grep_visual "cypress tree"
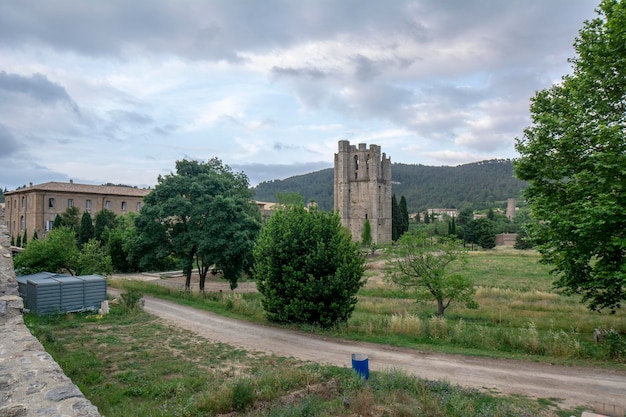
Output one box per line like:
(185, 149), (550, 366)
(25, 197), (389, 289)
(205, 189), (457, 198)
(22, 229), (27, 248)
(399, 196), (409, 236)
(392, 194), (400, 241)
(79, 211), (95, 246)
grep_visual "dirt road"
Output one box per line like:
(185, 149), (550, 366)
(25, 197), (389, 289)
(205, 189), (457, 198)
(127, 292), (626, 411)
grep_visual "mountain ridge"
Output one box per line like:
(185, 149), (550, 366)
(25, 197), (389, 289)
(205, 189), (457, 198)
(252, 159), (527, 213)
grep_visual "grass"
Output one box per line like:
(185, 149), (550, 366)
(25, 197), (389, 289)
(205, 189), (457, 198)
(27, 247), (622, 415)
(26, 306), (580, 416)
(112, 248), (626, 367)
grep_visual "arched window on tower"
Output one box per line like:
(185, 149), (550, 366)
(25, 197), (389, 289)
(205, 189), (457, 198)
(354, 155), (359, 180)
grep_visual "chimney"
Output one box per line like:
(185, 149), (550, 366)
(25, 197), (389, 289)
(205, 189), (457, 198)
(29, 182), (32, 187)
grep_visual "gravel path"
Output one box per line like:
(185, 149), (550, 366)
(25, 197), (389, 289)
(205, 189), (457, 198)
(118, 290), (626, 411)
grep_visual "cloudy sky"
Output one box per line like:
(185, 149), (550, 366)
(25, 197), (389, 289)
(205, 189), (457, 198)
(0, 0), (599, 191)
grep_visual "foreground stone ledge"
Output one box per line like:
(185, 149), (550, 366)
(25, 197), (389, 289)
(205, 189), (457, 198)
(0, 221), (101, 417)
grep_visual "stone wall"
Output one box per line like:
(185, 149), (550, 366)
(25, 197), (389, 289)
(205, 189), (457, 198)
(0, 221), (101, 417)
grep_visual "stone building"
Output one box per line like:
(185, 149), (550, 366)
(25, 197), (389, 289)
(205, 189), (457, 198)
(4, 181), (151, 241)
(334, 140), (392, 244)
(506, 198), (516, 219)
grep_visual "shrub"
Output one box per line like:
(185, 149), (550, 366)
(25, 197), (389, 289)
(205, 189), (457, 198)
(253, 205), (365, 328)
(120, 290), (144, 313)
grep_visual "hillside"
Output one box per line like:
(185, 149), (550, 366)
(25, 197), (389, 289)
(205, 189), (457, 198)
(252, 159), (527, 212)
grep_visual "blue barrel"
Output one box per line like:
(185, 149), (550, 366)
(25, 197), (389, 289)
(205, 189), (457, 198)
(351, 353), (369, 379)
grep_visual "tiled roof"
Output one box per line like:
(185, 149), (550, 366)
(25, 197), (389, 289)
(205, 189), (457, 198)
(5, 181), (152, 197)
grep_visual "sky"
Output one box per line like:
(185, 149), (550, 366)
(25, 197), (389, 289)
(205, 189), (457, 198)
(0, 0), (599, 191)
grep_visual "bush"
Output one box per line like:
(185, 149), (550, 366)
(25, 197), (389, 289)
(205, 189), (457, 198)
(253, 205), (365, 328)
(120, 290), (144, 313)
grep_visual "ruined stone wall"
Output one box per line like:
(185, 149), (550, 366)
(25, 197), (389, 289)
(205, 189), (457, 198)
(334, 140), (392, 244)
(0, 221), (101, 417)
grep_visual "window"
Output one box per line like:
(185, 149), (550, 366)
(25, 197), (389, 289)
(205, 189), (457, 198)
(46, 220), (54, 231)
(86, 199), (91, 210)
(49, 198), (55, 208)
(136, 202), (142, 211)
(68, 199), (73, 208)
(105, 200), (111, 209)
(21, 196), (25, 208)
(121, 201), (127, 212)
(20, 216), (25, 231)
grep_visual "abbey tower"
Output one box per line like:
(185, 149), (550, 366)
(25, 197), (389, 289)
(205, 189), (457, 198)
(334, 140), (392, 244)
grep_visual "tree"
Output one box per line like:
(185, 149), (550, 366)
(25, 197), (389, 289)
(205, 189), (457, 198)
(514, 0), (626, 311)
(253, 205), (365, 328)
(361, 218), (372, 248)
(275, 191), (304, 207)
(57, 206), (81, 232)
(391, 194), (400, 241)
(135, 158), (261, 291)
(32, 230), (38, 241)
(423, 210), (430, 224)
(470, 218), (496, 249)
(514, 227), (534, 250)
(94, 209), (117, 242)
(78, 211), (94, 247)
(399, 195), (409, 235)
(448, 217), (456, 236)
(13, 227), (80, 275)
(385, 231), (475, 317)
(53, 214), (63, 229)
(75, 239), (113, 276)
(104, 212), (140, 273)
(22, 229), (27, 248)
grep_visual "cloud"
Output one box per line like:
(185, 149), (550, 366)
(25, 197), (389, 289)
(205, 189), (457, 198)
(0, 0), (600, 191)
(0, 124), (20, 159)
(0, 71), (79, 112)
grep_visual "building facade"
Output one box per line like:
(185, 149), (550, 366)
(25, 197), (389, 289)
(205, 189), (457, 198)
(4, 181), (151, 241)
(334, 140), (392, 244)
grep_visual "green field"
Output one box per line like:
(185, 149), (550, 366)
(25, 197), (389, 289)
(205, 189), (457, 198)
(26, 248), (625, 416)
(116, 248), (626, 366)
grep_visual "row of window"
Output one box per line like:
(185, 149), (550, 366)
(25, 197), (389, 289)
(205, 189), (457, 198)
(12, 197), (142, 212)
(47, 198), (140, 211)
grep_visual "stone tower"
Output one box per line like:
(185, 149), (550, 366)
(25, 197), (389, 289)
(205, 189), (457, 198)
(334, 140), (392, 244)
(506, 198), (516, 220)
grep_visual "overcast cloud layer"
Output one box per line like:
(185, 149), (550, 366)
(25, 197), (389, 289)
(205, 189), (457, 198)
(0, 0), (598, 190)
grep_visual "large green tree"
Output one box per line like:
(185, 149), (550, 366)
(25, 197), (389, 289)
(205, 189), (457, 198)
(385, 231), (475, 317)
(135, 158), (261, 291)
(515, 0), (626, 311)
(253, 205), (365, 328)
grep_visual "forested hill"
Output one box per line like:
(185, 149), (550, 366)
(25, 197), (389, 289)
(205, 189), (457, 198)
(251, 159), (527, 212)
